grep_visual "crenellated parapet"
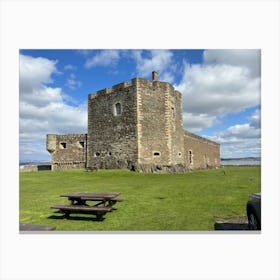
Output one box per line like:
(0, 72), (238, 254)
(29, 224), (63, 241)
(89, 73), (179, 99)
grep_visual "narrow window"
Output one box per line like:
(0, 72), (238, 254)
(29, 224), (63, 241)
(78, 141), (85, 148)
(188, 150), (193, 164)
(60, 142), (66, 149)
(171, 107), (175, 118)
(114, 102), (122, 116)
(153, 152), (160, 157)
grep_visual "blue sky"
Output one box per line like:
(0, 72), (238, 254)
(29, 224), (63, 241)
(19, 49), (261, 162)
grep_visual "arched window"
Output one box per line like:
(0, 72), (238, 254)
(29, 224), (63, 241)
(114, 102), (122, 116)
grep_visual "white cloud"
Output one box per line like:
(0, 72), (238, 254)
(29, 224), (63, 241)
(77, 50), (92, 57)
(84, 50), (121, 68)
(64, 64), (77, 71)
(83, 49), (176, 82)
(176, 50), (261, 132)
(218, 140), (261, 158)
(19, 54), (87, 161)
(217, 123), (261, 141)
(65, 73), (82, 90)
(207, 109), (261, 158)
(249, 109), (261, 128)
(20, 54), (58, 93)
(203, 49), (261, 77)
(21, 86), (64, 108)
(183, 112), (215, 132)
(175, 49), (261, 158)
(133, 50), (175, 83)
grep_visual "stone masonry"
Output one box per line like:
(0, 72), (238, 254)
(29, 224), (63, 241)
(46, 134), (87, 170)
(87, 81), (138, 170)
(184, 131), (220, 170)
(46, 72), (220, 173)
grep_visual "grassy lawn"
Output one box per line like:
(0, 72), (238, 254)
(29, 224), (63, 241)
(19, 166), (261, 231)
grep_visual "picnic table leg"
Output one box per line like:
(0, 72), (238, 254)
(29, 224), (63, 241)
(96, 213), (104, 221)
(63, 211), (70, 219)
(108, 200), (116, 206)
(69, 198), (87, 205)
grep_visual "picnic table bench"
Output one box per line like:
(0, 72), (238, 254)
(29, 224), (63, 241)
(51, 192), (123, 221)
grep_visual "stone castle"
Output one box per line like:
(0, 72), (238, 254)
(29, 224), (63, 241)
(46, 72), (220, 173)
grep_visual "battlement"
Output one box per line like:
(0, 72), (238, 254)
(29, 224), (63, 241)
(96, 88), (112, 95)
(132, 75), (176, 93)
(112, 82), (130, 91)
(90, 72), (177, 99)
(94, 82), (131, 96)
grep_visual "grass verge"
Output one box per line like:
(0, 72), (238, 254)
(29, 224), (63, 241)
(19, 166), (261, 231)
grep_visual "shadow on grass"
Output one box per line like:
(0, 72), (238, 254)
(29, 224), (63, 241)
(154, 196), (166, 200)
(48, 214), (105, 222)
(214, 222), (249, 230)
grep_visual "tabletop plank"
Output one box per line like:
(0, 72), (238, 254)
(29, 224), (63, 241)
(60, 192), (120, 199)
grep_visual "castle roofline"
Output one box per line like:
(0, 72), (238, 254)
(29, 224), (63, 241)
(184, 130), (220, 146)
(89, 72), (178, 97)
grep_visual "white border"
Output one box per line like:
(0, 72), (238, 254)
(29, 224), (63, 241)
(1, 0), (279, 279)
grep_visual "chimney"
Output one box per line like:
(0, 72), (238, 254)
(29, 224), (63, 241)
(152, 71), (158, 81)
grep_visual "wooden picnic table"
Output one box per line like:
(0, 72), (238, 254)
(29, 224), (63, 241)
(60, 192), (121, 206)
(51, 192), (123, 221)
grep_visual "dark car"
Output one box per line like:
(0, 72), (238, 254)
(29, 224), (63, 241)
(246, 192), (261, 230)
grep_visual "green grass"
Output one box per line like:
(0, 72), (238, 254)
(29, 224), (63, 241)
(19, 166), (261, 231)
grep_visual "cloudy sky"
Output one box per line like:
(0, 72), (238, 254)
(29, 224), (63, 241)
(19, 49), (261, 162)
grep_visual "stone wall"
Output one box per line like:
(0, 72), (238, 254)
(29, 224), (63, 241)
(87, 81), (138, 170)
(46, 134), (87, 170)
(184, 131), (220, 170)
(19, 164), (51, 172)
(135, 77), (185, 172)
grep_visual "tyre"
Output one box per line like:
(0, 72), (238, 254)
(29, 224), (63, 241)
(247, 209), (260, 230)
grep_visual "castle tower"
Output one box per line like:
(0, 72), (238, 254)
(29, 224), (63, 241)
(135, 72), (185, 172)
(87, 72), (186, 172)
(46, 71), (220, 172)
(87, 81), (138, 170)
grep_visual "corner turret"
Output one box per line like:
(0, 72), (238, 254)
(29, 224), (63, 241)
(46, 134), (56, 153)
